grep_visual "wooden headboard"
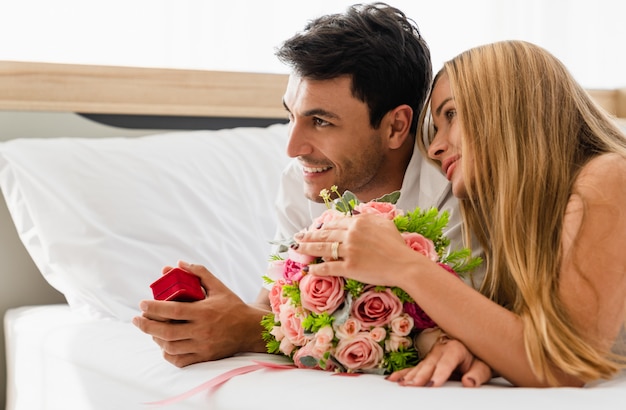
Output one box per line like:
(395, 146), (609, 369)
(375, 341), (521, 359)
(0, 60), (287, 118)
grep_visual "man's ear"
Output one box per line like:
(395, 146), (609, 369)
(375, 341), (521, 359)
(386, 104), (413, 149)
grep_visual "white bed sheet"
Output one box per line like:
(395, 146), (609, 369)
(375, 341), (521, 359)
(5, 305), (626, 410)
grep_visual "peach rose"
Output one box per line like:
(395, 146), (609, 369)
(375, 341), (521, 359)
(333, 317), (361, 339)
(385, 333), (412, 352)
(334, 332), (384, 371)
(369, 327), (387, 343)
(390, 313), (414, 337)
(352, 287), (403, 328)
(353, 201), (402, 220)
(401, 232), (438, 261)
(299, 273), (345, 314)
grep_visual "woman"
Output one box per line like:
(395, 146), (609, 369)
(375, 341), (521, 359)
(294, 40), (626, 387)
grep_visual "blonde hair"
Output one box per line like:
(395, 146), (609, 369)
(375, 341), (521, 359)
(418, 40), (626, 384)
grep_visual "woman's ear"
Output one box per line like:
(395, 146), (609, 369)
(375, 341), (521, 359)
(386, 104), (413, 149)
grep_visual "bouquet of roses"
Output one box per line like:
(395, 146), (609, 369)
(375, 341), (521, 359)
(261, 186), (481, 374)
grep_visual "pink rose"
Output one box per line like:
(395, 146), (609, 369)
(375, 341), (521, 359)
(293, 340), (336, 371)
(270, 325), (284, 341)
(282, 258), (306, 284)
(401, 232), (438, 261)
(266, 260), (285, 282)
(311, 325), (335, 357)
(334, 332), (384, 371)
(279, 337), (295, 356)
(390, 314), (414, 337)
(299, 273), (345, 314)
(353, 201), (402, 220)
(310, 209), (346, 229)
(352, 287), (403, 328)
(278, 304), (308, 347)
(287, 246), (317, 265)
(404, 263), (459, 330)
(268, 279), (287, 315)
(333, 317), (361, 339)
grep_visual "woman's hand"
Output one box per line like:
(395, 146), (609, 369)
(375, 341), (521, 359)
(295, 214), (428, 288)
(387, 330), (493, 387)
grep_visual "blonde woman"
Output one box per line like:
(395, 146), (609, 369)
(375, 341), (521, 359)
(294, 40), (626, 387)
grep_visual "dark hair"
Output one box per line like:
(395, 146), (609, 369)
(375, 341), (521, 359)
(275, 2), (432, 136)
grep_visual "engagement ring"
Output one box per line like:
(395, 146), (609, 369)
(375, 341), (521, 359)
(331, 241), (340, 261)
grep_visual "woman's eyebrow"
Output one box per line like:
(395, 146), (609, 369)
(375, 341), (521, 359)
(434, 97), (453, 117)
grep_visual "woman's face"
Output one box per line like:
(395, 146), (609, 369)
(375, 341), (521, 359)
(427, 73), (469, 199)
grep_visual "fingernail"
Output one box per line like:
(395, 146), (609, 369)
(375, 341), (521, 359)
(139, 301), (148, 311)
(178, 260), (190, 268)
(294, 232), (304, 240)
(466, 377), (476, 387)
(290, 243), (300, 250)
(302, 265), (309, 273)
(425, 380), (434, 387)
(352, 209), (360, 215)
(316, 222), (323, 229)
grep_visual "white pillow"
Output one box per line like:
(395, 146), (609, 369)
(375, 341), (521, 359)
(0, 124), (289, 321)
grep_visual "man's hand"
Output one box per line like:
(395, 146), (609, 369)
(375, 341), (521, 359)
(133, 261), (270, 367)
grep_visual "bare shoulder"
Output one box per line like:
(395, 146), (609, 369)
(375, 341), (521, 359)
(574, 153), (626, 201)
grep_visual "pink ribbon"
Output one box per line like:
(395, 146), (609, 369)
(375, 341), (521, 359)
(145, 361), (296, 407)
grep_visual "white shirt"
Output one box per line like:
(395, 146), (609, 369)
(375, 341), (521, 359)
(271, 139), (483, 289)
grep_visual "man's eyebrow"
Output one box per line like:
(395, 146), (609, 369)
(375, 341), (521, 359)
(303, 108), (340, 119)
(434, 97), (453, 117)
(282, 100), (340, 120)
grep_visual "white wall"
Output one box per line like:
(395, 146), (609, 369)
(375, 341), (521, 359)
(0, 0), (624, 88)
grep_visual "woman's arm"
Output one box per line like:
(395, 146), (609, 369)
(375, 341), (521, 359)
(295, 155), (626, 385)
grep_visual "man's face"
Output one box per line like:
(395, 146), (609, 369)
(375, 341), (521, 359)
(283, 74), (388, 203)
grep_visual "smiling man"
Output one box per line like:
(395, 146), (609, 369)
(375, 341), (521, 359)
(134, 2), (467, 367)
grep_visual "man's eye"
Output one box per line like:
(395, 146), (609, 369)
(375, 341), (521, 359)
(313, 118), (330, 126)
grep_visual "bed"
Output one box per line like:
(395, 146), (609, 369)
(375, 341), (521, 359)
(1, 60), (626, 410)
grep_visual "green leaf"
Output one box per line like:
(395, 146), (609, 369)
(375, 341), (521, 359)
(385, 346), (420, 373)
(374, 190), (400, 204)
(334, 190), (359, 214)
(299, 355), (319, 368)
(301, 313), (333, 333)
(344, 279), (365, 299)
(281, 283), (301, 306)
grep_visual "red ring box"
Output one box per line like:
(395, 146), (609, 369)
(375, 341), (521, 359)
(150, 268), (205, 302)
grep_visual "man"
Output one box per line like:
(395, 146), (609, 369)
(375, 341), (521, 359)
(133, 2), (464, 368)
